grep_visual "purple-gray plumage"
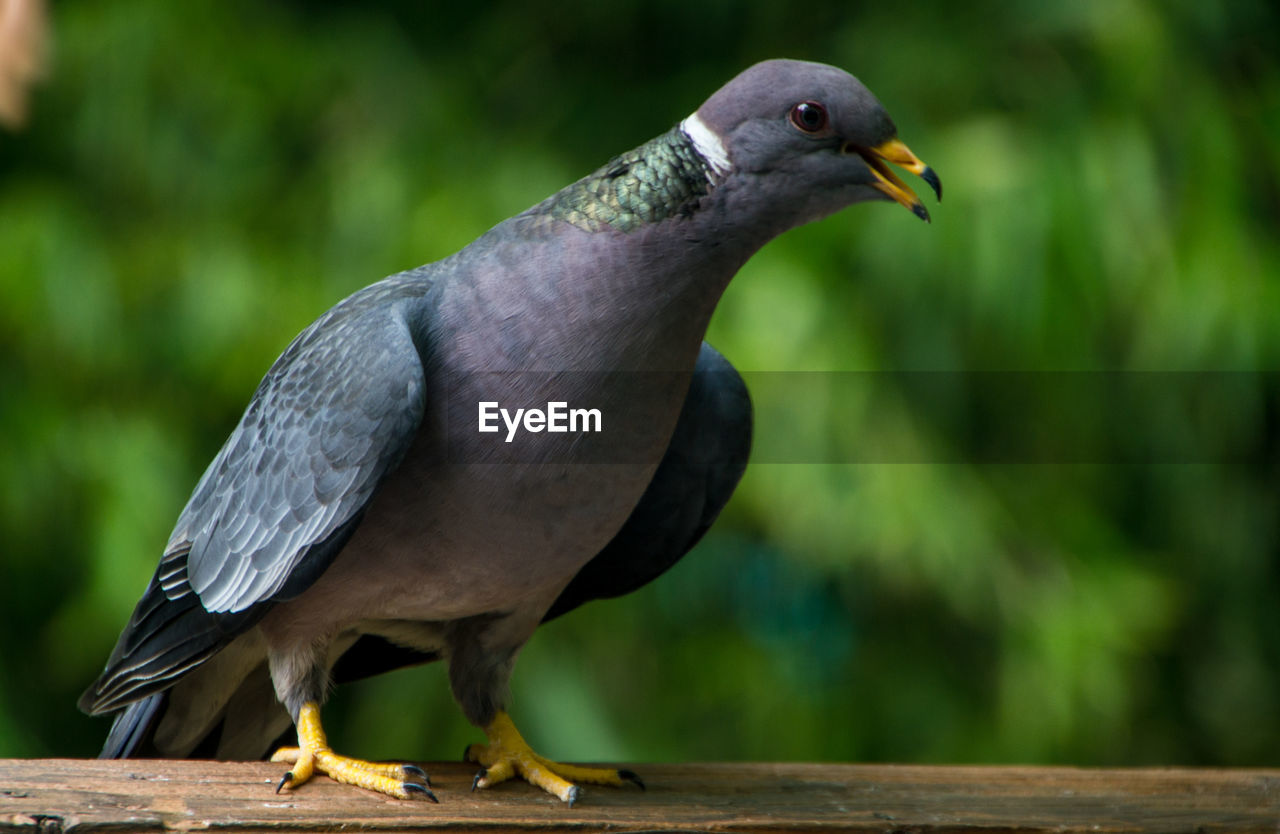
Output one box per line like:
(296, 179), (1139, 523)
(80, 59), (937, 803)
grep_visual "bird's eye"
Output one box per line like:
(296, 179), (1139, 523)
(789, 101), (828, 133)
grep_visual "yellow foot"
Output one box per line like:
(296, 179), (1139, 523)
(271, 701), (435, 801)
(465, 711), (643, 806)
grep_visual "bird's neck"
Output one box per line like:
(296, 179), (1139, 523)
(523, 125), (718, 234)
(428, 128), (765, 373)
(516, 123), (762, 336)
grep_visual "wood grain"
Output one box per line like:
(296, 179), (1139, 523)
(1, 759), (1277, 832)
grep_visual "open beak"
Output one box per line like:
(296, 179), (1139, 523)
(846, 138), (942, 222)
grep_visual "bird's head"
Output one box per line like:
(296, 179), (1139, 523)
(684, 59), (941, 228)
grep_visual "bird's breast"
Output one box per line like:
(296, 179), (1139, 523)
(259, 222), (735, 649)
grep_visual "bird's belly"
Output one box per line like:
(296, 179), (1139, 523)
(259, 459), (659, 648)
(260, 338), (696, 650)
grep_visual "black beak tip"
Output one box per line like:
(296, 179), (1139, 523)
(921, 166), (942, 202)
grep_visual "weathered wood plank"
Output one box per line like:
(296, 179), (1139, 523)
(1, 759), (1277, 833)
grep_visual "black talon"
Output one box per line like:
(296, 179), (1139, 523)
(275, 772), (293, 794)
(462, 744), (479, 763)
(566, 785), (582, 808)
(404, 781), (438, 803)
(618, 769), (645, 790)
(403, 764), (430, 786)
(471, 769), (487, 792)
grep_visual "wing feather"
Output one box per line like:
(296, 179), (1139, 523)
(183, 293), (426, 614)
(81, 276), (431, 717)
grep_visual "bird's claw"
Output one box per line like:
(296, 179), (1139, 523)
(466, 712), (643, 805)
(403, 780), (438, 802)
(269, 706), (433, 802)
(619, 768), (646, 790)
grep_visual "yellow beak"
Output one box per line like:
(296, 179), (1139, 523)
(848, 138), (942, 222)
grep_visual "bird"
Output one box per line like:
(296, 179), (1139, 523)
(79, 58), (940, 805)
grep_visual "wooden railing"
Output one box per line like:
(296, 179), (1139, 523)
(2, 759), (1277, 832)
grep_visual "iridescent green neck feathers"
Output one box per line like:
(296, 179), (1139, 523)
(534, 126), (718, 233)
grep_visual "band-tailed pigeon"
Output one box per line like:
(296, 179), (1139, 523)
(80, 59), (939, 804)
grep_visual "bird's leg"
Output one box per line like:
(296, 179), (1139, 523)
(465, 710), (643, 805)
(271, 701), (436, 801)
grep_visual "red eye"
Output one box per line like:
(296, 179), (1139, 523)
(789, 101), (828, 133)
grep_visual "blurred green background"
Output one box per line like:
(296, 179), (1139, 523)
(1, 0), (1277, 767)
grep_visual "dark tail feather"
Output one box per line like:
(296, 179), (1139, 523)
(99, 692), (166, 759)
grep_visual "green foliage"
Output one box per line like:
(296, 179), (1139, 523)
(1, 0), (1276, 766)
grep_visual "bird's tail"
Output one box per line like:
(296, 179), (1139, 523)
(98, 692), (166, 758)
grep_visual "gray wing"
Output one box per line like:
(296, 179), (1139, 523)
(81, 279), (428, 717)
(175, 297), (426, 614)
